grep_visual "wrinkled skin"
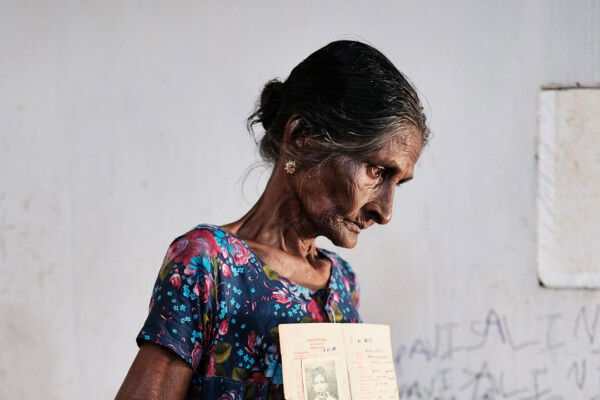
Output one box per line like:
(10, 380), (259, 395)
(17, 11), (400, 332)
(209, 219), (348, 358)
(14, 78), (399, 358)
(222, 116), (423, 290)
(287, 123), (422, 249)
(116, 116), (423, 399)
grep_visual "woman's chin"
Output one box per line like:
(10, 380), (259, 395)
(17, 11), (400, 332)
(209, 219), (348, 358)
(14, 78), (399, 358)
(327, 228), (359, 249)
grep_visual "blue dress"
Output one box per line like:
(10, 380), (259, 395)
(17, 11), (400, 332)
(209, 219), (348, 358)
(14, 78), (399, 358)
(137, 224), (362, 399)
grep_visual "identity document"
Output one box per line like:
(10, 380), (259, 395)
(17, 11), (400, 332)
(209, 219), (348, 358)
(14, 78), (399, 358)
(279, 323), (399, 400)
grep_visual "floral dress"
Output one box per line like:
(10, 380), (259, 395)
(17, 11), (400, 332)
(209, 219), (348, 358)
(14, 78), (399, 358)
(137, 224), (361, 400)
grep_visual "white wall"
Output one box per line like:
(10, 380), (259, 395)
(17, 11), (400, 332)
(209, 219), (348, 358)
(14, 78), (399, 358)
(1, 1), (599, 398)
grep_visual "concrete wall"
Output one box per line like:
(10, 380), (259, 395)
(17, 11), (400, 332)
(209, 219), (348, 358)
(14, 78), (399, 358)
(1, 1), (599, 398)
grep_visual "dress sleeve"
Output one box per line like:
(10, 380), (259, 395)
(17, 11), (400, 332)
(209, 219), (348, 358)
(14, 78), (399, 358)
(136, 232), (217, 371)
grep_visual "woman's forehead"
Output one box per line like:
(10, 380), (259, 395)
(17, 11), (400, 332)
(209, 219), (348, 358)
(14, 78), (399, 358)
(371, 128), (423, 164)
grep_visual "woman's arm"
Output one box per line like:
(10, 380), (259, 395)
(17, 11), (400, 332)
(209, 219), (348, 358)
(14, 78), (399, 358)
(115, 342), (193, 400)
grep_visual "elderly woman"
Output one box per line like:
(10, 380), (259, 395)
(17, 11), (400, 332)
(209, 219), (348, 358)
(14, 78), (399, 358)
(117, 40), (428, 399)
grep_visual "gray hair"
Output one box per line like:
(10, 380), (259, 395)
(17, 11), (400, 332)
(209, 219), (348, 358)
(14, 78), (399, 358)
(247, 40), (429, 169)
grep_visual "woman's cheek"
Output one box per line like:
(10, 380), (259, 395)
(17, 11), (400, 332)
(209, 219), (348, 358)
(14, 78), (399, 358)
(349, 173), (377, 205)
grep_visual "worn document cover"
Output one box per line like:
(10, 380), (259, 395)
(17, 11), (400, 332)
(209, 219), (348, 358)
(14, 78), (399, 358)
(279, 323), (398, 400)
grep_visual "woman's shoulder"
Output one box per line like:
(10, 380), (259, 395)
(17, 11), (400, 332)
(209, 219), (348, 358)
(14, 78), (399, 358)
(169, 223), (243, 254)
(172, 223), (222, 241)
(164, 223), (225, 263)
(158, 223), (256, 279)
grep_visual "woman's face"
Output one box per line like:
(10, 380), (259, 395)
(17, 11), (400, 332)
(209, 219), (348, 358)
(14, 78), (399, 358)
(293, 127), (423, 248)
(312, 373), (328, 396)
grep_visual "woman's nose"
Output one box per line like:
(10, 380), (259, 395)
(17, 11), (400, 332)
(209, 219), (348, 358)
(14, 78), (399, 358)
(365, 186), (394, 225)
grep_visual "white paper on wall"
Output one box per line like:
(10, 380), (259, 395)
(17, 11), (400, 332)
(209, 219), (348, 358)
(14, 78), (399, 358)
(537, 88), (600, 288)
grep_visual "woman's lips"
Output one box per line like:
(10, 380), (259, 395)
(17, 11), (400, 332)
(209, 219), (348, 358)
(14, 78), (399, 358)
(344, 219), (362, 233)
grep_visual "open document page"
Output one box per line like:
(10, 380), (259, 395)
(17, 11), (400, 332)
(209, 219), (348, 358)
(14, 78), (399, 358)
(279, 323), (399, 400)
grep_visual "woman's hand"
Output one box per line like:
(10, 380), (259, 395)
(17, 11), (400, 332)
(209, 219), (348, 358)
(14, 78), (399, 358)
(115, 342), (193, 400)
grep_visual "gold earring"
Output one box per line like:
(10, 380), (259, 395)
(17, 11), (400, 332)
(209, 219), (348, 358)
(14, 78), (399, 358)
(284, 160), (297, 174)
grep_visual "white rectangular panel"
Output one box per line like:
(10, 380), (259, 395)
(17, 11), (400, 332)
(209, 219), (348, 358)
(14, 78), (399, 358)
(537, 88), (600, 288)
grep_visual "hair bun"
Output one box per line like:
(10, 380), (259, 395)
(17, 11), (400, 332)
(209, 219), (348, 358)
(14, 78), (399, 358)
(259, 79), (284, 131)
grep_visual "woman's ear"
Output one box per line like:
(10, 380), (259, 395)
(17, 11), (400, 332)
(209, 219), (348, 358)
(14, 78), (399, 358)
(282, 114), (305, 149)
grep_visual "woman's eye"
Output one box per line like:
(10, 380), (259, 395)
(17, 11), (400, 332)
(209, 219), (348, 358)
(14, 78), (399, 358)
(369, 166), (385, 179)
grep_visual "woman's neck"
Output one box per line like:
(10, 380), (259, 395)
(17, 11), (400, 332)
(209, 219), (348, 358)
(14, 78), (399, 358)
(221, 165), (320, 260)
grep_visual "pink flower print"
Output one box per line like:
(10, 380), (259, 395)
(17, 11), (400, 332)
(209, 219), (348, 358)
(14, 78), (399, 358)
(191, 341), (203, 370)
(201, 276), (213, 303)
(249, 371), (269, 383)
(307, 298), (328, 322)
(221, 263), (232, 277)
(169, 273), (182, 290)
(186, 229), (221, 258)
(166, 239), (202, 267)
(193, 283), (201, 297)
(205, 353), (216, 377)
(246, 330), (257, 354)
(272, 291), (294, 308)
(166, 230), (221, 271)
(217, 319), (229, 336)
(183, 255), (205, 276)
(329, 254), (339, 267)
(343, 276), (350, 291)
(227, 236), (251, 266)
(163, 238), (186, 263)
(332, 291), (340, 303)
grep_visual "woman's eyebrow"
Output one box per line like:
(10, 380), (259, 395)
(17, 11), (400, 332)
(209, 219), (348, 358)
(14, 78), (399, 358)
(383, 161), (409, 178)
(373, 156), (414, 181)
